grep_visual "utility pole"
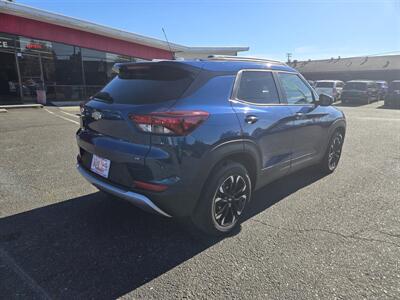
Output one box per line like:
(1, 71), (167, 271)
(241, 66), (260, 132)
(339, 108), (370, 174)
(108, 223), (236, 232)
(286, 53), (292, 63)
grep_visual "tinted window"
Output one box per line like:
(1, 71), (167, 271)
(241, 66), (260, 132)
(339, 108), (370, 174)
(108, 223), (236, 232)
(82, 48), (134, 86)
(96, 64), (196, 104)
(52, 42), (83, 85)
(316, 82), (334, 88)
(389, 82), (400, 91)
(278, 73), (314, 104)
(344, 82), (367, 90)
(236, 71), (279, 104)
(82, 48), (108, 85)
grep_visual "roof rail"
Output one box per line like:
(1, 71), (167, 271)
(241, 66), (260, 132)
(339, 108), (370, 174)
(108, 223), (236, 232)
(205, 55), (287, 66)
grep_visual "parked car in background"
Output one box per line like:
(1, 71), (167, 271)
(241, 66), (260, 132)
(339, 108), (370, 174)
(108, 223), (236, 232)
(341, 80), (379, 104)
(375, 81), (388, 100)
(76, 56), (346, 236)
(315, 80), (344, 102)
(385, 80), (400, 108)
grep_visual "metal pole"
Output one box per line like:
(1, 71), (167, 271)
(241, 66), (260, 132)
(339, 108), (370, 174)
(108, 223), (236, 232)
(38, 53), (44, 82)
(80, 47), (86, 98)
(286, 53), (292, 63)
(14, 52), (24, 102)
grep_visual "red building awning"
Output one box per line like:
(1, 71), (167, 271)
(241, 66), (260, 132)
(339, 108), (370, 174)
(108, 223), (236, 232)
(0, 13), (173, 60)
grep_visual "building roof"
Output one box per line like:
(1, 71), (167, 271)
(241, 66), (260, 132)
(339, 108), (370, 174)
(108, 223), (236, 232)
(290, 55), (400, 73)
(0, 0), (249, 55)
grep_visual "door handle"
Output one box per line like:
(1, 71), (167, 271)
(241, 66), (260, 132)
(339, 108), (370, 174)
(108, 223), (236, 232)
(245, 115), (258, 124)
(295, 112), (306, 120)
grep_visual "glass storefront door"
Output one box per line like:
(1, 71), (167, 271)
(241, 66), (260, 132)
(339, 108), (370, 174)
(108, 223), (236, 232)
(17, 53), (42, 102)
(41, 55), (56, 100)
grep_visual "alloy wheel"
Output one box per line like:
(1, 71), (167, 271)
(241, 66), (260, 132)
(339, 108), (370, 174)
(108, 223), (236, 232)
(328, 134), (343, 171)
(212, 174), (249, 229)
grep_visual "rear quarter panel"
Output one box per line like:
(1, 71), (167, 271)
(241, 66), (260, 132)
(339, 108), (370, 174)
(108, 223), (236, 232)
(145, 75), (244, 215)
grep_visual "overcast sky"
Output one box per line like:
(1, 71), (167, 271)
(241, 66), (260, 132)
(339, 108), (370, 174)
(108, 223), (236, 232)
(17, 0), (400, 61)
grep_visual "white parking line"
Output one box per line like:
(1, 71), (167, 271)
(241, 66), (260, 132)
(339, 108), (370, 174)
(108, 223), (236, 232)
(44, 108), (80, 125)
(0, 248), (51, 299)
(352, 116), (400, 122)
(58, 109), (80, 119)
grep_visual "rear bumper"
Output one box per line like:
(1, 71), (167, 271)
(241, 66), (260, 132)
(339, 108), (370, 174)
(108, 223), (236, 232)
(385, 95), (400, 105)
(76, 128), (207, 217)
(77, 163), (172, 217)
(341, 95), (369, 103)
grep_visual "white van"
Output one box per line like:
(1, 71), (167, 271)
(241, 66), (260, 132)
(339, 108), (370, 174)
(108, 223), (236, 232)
(315, 80), (345, 101)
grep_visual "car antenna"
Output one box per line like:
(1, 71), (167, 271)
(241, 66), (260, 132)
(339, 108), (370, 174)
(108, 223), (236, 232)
(162, 27), (175, 60)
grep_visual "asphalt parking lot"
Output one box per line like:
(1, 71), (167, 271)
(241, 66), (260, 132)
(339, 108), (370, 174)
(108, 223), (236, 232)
(0, 101), (399, 299)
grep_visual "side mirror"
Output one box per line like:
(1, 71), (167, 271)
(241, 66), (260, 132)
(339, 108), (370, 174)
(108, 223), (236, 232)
(318, 93), (333, 106)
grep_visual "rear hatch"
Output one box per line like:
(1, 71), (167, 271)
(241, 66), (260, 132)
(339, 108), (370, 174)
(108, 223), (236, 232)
(315, 82), (334, 96)
(343, 82), (367, 96)
(78, 61), (202, 186)
(82, 61), (201, 143)
(389, 82), (400, 95)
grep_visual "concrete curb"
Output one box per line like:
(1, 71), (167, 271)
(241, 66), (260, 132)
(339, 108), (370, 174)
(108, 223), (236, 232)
(0, 109), (7, 113)
(0, 104), (43, 109)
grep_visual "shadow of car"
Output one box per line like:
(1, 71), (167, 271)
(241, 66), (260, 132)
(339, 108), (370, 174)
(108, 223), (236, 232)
(0, 167), (326, 298)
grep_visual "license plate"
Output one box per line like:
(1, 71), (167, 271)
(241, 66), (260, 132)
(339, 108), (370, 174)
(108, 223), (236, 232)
(90, 154), (111, 178)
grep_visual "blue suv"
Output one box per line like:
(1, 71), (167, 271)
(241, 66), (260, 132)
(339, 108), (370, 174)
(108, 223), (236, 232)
(76, 56), (346, 236)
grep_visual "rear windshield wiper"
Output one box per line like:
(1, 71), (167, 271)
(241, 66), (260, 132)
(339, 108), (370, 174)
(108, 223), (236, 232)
(93, 91), (114, 103)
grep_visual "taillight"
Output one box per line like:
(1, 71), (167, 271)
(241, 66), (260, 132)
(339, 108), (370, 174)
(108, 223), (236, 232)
(129, 111), (209, 136)
(133, 180), (168, 192)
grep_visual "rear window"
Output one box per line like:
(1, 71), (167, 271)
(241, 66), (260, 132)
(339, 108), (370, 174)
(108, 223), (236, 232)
(94, 64), (197, 104)
(315, 82), (334, 88)
(389, 82), (400, 91)
(344, 82), (367, 90)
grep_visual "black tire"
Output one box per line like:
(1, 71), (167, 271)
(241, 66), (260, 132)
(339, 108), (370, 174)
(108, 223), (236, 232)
(319, 130), (344, 174)
(191, 161), (252, 236)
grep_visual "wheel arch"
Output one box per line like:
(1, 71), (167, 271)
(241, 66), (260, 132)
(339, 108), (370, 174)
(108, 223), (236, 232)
(322, 118), (346, 155)
(191, 139), (261, 214)
(329, 118), (346, 138)
(209, 140), (261, 189)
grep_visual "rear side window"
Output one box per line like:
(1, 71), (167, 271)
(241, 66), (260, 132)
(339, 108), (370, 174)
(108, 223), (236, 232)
(95, 64), (197, 104)
(278, 73), (314, 104)
(316, 82), (334, 88)
(235, 71), (279, 104)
